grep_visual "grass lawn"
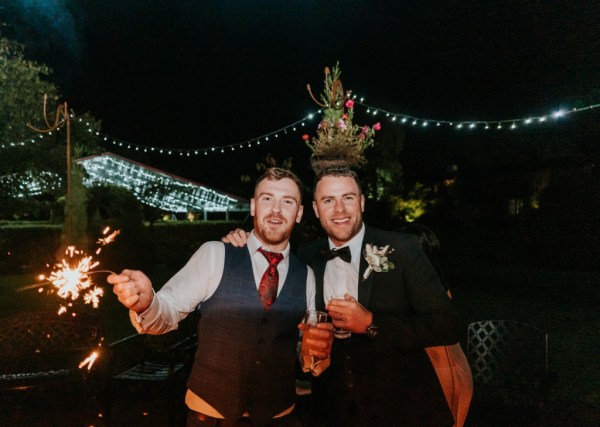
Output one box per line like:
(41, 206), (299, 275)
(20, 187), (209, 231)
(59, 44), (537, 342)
(1, 256), (598, 426)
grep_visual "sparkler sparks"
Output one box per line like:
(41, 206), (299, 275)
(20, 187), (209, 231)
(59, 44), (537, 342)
(95, 227), (121, 254)
(79, 351), (99, 371)
(48, 246), (100, 303)
(18, 227), (121, 313)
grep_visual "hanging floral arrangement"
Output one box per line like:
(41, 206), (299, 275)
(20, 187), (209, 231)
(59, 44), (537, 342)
(304, 63), (381, 173)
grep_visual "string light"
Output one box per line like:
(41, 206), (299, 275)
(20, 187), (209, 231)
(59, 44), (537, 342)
(355, 101), (599, 131)
(0, 133), (48, 150)
(0, 170), (63, 197)
(86, 111), (320, 157)
(2, 101), (598, 158)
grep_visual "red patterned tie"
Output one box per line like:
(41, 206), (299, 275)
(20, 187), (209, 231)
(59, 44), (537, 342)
(257, 248), (284, 309)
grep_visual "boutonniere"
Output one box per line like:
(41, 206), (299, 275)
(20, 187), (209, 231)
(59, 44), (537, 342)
(363, 244), (395, 280)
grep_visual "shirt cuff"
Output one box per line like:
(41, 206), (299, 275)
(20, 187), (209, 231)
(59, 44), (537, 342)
(130, 289), (158, 332)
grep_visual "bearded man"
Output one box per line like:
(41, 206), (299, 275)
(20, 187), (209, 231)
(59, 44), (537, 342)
(109, 167), (332, 427)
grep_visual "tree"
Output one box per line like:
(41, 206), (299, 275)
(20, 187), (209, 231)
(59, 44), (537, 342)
(0, 37), (101, 221)
(360, 113), (406, 228)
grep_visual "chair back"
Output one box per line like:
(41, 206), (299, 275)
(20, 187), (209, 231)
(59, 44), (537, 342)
(467, 320), (549, 390)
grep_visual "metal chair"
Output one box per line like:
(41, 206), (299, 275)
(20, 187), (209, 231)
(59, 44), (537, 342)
(103, 316), (197, 425)
(0, 311), (104, 424)
(466, 320), (552, 426)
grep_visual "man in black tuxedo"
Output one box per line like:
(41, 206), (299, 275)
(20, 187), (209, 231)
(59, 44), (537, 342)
(297, 166), (460, 426)
(224, 166), (461, 426)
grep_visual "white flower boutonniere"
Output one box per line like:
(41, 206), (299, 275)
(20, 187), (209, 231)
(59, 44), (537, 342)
(363, 244), (395, 280)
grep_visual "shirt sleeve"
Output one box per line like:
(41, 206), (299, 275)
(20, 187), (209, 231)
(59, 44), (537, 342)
(306, 265), (316, 311)
(132, 241), (225, 334)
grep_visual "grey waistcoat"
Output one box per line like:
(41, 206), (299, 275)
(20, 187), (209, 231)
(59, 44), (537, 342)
(187, 244), (307, 426)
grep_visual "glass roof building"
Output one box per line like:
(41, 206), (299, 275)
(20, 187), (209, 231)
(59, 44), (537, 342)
(76, 152), (249, 218)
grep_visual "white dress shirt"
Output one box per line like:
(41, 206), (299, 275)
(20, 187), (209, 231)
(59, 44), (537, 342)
(129, 231), (316, 418)
(323, 223), (366, 304)
(132, 230), (316, 333)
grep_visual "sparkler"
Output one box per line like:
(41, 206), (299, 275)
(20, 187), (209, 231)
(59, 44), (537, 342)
(79, 351), (99, 371)
(14, 227), (119, 373)
(18, 227), (120, 313)
(96, 226), (120, 254)
(36, 247), (116, 312)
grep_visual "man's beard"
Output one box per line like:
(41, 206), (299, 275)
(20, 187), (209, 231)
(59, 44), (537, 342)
(255, 216), (291, 246)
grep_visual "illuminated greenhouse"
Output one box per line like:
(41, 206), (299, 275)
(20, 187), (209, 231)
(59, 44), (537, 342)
(76, 152), (249, 218)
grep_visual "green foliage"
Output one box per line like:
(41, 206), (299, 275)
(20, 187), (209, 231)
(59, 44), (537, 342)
(86, 185), (145, 232)
(239, 153), (294, 201)
(255, 153), (293, 172)
(361, 121), (405, 201)
(528, 166), (600, 270)
(0, 223), (62, 273)
(0, 220), (245, 274)
(0, 38), (62, 183)
(0, 38), (58, 143)
(0, 36), (102, 221)
(391, 182), (438, 222)
(67, 163), (89, 249)
(147, 221), (246, 270)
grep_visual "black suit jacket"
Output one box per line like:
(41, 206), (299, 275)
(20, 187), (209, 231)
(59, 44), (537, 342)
(297, 225), (461, 427)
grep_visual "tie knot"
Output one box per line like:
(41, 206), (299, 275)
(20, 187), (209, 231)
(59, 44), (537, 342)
(321, 246), (352, 263)
(258, 248), (283, 266)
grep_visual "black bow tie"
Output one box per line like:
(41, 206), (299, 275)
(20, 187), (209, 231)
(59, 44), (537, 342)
(321, 246), (352, 263)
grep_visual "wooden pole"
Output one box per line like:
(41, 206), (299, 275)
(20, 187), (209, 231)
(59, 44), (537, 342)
(65, 101), (72, 243)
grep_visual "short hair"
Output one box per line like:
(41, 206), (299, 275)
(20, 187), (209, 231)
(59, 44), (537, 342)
(313, 166), (362, 196)
(254, 167), (303, 202)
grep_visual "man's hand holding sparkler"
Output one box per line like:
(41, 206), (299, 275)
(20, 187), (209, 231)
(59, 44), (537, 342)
(107, 269), (154, 313)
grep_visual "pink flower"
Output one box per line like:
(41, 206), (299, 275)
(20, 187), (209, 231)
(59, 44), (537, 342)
(318, 120), (330, 130)
(345, 99), (355, 109)
(361, 125), (369, 134)
(342, 113), (349, 120)
(373, 122), (382, 131)
(302, 134), (310, 141)
(336, 119), (347, 130)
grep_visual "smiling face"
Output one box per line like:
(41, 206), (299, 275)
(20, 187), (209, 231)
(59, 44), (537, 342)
(313, 175), (365, 247)
(251, 176), (303, 251)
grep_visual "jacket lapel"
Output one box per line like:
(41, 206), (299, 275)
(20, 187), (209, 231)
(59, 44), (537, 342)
(358, 225), (375, 307)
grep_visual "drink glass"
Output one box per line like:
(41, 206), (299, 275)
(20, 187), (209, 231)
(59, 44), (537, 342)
(301, 310), (328, 359)
(330, 294), (351, 339)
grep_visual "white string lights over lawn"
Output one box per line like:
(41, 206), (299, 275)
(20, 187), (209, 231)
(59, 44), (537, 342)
(357, 101), (600, 131)
(94, 112), (314, 157)
(0, 132), (54, 150)
(2, 100), (598, 157)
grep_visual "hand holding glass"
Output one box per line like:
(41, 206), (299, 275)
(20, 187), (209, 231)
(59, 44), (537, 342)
(301, 310), (329, 360)
(330, 294), (351, 339)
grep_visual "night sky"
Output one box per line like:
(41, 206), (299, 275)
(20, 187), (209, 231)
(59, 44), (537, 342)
(2, 0), (599, 190)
